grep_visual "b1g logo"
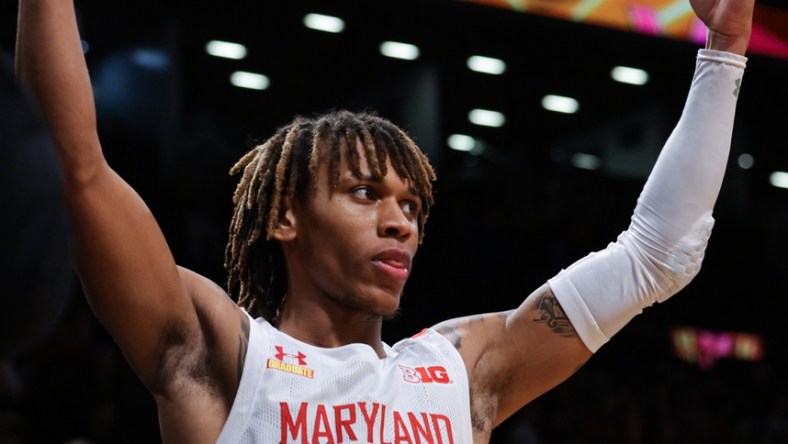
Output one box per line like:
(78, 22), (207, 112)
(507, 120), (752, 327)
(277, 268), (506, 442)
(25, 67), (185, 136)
(398, 365), (450, 384)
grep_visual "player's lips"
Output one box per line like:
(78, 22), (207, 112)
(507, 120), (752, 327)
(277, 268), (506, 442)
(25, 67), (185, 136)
(372, 249), (411, 281)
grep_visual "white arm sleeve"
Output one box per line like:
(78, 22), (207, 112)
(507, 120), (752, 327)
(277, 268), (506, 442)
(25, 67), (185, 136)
(547, 49), (747, 353)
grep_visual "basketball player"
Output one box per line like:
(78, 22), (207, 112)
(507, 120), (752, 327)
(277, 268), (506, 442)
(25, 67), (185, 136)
(14, 0), (754, 441)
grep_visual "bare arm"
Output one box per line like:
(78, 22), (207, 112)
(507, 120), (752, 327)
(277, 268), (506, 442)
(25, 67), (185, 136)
(14, 0), (238, 395)
(433, 285), (591, 433)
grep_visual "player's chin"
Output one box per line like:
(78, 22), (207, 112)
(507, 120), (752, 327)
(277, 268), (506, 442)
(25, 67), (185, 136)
(381, 305), (403, 321)
(350, 277), (405, 317)
(369, 287), (404, 319)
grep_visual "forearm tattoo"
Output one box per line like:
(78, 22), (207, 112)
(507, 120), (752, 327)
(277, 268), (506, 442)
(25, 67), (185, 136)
(533, 288), (577, 338)
(236, 314), (250, 383)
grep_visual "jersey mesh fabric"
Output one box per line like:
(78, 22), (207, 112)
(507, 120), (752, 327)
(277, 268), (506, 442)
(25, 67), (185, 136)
(216, 313), (474, 443)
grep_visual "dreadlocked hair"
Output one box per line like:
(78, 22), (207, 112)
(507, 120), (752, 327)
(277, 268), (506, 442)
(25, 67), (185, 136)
(224, 109), (436, 322)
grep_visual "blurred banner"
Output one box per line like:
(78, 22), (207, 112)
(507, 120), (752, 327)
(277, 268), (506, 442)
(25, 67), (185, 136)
(670, 326), (765, 370)
(461, 0), (788, 59)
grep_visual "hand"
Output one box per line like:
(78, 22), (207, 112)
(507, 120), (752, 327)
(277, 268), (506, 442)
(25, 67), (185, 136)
(690, 0), (755, 55)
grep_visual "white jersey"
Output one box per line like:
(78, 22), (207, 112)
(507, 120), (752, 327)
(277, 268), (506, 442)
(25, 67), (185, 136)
(216, 315), (474, 444)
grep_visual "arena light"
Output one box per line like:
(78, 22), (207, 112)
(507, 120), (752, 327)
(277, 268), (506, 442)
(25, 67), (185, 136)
(541, 94), (579, 114)
(379, 41), (420, 60)
(303, 13), (345, 33)
(468, 109), (505, 127)
(467, 55), (507, 75)
(447, 134), (476, 152)
(205, 40), (247, 60)
(571, 152), (601, 170)
(132, 48), (169, 70)
(230, 71), (270, 90)
(611, 66), (649, 85)
(737, 153), (754, 170)
(769, 171), (788, 189)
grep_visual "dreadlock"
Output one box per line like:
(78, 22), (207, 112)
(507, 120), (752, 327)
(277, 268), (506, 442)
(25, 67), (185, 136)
(224, 110), (436, 322)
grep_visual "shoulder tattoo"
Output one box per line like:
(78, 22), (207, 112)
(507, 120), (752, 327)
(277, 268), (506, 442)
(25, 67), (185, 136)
(533, 288), (577, 338)
(435, 324), (464, 350)
(435, 312), (508, 351)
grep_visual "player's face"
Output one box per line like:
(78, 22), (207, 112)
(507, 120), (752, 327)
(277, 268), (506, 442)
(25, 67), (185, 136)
(286, 140), (422, 317)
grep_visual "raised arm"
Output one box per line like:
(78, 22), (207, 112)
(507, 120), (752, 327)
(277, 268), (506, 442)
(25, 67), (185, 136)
(434, 0), (755, 434)
(14, 0), (237, 395)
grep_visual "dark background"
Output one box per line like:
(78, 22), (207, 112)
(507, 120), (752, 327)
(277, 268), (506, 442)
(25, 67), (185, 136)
(1, 0), (788, 442)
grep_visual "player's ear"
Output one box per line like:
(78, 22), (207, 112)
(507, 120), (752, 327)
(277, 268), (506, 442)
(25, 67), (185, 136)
(270, 198), (297, 242)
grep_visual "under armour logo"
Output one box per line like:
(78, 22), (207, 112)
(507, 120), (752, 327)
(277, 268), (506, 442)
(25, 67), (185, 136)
(733, 78), (741, 97)
(274, 345), (308, 366)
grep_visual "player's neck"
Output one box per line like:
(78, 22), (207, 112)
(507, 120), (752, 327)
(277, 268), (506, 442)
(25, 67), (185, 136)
(276, 300), (387, 358)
